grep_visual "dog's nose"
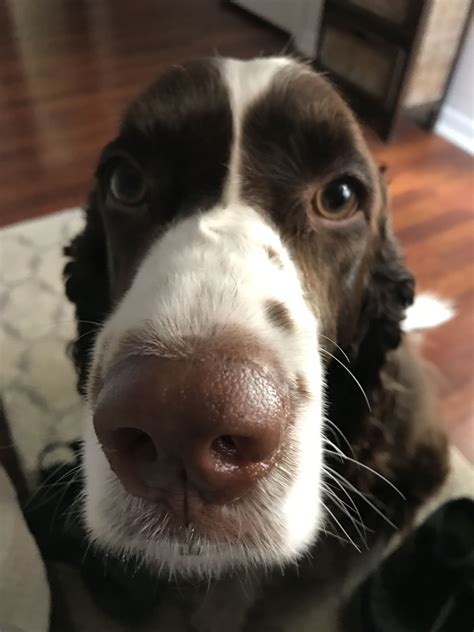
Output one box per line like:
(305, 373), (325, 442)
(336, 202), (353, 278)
(93, 349), (289, 506)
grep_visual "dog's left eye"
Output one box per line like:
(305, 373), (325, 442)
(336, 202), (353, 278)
(314, 177), (359, 220)
(109, 161), (147, 206)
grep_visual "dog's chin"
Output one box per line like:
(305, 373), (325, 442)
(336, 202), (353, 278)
(83, 488), (306, 579)
(83, 474), (323, 579)
(85, 490), (281, 579)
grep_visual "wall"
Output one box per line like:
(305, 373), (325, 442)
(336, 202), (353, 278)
(436, 21), (474, 154)
(231, 0), (324, 57)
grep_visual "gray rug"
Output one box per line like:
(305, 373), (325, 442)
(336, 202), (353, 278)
(0, 209), (85, 479)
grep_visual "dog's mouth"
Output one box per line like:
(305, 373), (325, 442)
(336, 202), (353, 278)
(110, 460), (262, 541)
(119, 491), (262, 545)
(86, 458), (292, 557)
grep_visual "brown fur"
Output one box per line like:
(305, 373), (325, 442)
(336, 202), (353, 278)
(264, 299), (294, 332)
(263, 244), (284, 269)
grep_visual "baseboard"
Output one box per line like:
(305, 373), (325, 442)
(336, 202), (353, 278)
(435, 105), (474, 155)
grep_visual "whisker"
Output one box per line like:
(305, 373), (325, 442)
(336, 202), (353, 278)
(320, 347), (371, 412)
(23, 463), (82, 511)
(64, 489), (86, 530)
(50, 466), (83, 530)
(323, 470), (373, 536)
(16, 319), (103, 336)
(74, 328), (101, 345)
(323, 437), (346, 460)
(322, 479), (369, 531)
(278, 37), (294, 57)
(81, 534), (95, 565)
(324, 449), (406, 499)
(322, 527), (360, 548)
(322, 503), (361, 552)
(319, 333), (350, 364)
(323, 417), (356, 457)
(321, 482), (369, 547)
(325, 467), (398, 530)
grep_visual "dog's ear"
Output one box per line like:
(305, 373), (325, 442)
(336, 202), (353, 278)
(327, 222), (415, 434)
(351, 224), (415, 387)
(63, 188), (110, 395)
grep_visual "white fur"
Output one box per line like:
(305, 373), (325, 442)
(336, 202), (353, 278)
(404, 293), (455, 332)
(222, 57), (290, 204)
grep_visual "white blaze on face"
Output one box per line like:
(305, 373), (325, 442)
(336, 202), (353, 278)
(222, 57), (292, 204)
(82, 57), (326, 577)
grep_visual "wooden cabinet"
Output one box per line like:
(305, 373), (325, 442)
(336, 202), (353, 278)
(316, 0), (472, 138)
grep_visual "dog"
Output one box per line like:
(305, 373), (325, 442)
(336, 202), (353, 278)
(63, 57), (460, 630)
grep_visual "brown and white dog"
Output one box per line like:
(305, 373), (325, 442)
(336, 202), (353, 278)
(63, 58), (470, 630)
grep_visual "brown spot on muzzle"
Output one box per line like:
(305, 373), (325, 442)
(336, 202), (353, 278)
(264, 245), (284, 269)
(295, 373), (311, 402)
(265, 299), (294, 332)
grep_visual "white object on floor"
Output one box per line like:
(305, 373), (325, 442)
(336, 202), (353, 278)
(403, 293), (455, 332)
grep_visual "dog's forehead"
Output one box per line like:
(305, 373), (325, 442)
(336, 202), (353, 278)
(122, 57), (362, 156)
(123, 59), (231, 134)
(242, 64), (368, 171)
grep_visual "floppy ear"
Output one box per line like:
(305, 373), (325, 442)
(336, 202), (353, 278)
(63, 189), (110, 395)
(359, 227), (414, 356)
(327, 223), (415, 424)
(349, 224), (415, 390)
(339, 169), (414, 391)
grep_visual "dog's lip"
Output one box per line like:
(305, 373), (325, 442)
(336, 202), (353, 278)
(115, 473), (246, 537)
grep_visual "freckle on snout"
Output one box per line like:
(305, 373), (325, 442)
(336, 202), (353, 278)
(264, 245), (284, 270)
(295, 373), (311, 402)
(265, 299), (294, 332)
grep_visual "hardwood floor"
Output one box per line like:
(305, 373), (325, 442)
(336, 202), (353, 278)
(0, 0), (289, 225)
(0, 0), (472, 458)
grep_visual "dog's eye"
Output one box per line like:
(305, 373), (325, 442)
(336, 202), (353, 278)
(109, 161), (146, 206)
(314, 178), (359, 220)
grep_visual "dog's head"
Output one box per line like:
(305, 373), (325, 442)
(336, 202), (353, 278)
(64, 58), (414, 578)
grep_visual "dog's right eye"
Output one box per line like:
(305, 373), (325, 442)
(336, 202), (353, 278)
(109, 161), (147, 206)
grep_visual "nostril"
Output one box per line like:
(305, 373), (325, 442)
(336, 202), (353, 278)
(113, 427), (157, 462)
(211, 434), (239, 460)
(210, 434), (268, 465)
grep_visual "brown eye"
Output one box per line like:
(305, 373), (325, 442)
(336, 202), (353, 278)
(314, 178), (359, 220)
(109, 161), (146, 206)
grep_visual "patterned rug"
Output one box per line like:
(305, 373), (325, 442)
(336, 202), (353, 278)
(0, 209), (85, 479)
